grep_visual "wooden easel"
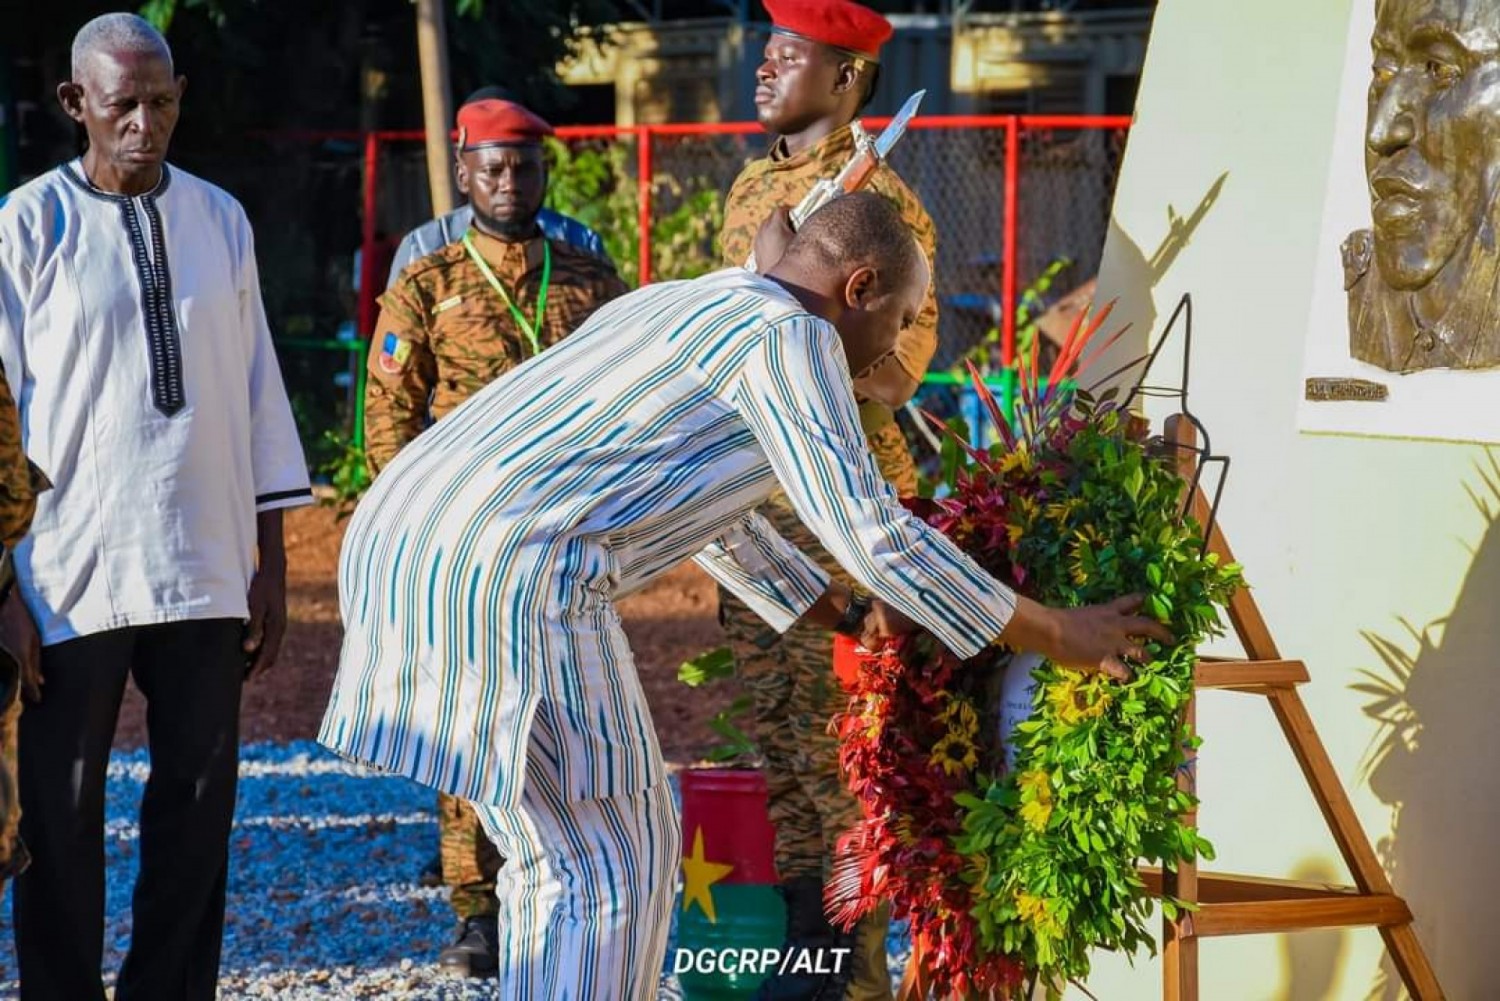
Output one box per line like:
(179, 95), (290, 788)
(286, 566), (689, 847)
(898, 415), (1444, 1000)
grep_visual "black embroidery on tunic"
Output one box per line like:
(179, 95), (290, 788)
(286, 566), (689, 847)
(61, 163), (185, 416)
(256, 487), (314, 505)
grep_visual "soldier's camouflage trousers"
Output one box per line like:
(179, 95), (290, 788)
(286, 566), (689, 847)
(0, 640), (24, 889)
(439, 791), (502, 920)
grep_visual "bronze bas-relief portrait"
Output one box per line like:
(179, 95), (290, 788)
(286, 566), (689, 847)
(1344, 0), (1500, 373)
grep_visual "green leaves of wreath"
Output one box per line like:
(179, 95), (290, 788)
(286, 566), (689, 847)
(829, 304), (1244, 998)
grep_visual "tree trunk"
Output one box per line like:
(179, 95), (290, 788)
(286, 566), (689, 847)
(415, 0), (457, 216)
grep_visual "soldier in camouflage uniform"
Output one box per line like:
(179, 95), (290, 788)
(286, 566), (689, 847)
(364, 97), (627, 977)
(0, 371), (46, 891)
(718, 1), (940, 998)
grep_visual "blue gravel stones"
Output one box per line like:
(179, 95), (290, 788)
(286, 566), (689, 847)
(0, 741), (910, 999)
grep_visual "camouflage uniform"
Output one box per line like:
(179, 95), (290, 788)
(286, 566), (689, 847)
(0, 371), (47, 888)
(366, 227), (626, 920)
(719, 125), (938, 999)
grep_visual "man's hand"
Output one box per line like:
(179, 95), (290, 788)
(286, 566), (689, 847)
(1000, 594), (1174, 682)
(0, 592), (41, 703)
(245, 509), (289, 681)
(859, 598), (915, 651)
(243, 567), (288, 680)
(752, 206), (796, 272)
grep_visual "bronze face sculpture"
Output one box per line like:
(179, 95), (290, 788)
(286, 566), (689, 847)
(1344, 0), (1500, 373)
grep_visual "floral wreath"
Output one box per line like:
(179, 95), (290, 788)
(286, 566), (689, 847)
(828, 307), (1244, 997)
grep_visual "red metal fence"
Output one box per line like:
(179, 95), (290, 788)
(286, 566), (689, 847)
(250, 116), (1127, 456)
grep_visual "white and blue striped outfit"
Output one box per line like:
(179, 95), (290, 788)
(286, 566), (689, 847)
(319, 267), (1017, 998)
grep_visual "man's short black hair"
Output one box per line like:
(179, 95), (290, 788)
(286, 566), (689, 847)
(856, 64), (881, 113)
(785, 191), (921, 295)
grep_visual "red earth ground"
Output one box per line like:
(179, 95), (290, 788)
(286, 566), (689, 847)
(114, 504), (739, 763)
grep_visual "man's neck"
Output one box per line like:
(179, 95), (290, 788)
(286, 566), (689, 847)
(764, 268), (882, 368)
(765, 271), (840, 322)
(779, 115), (851, 158)
(473, 216), (540, 244)
(81, 148), (162, 197)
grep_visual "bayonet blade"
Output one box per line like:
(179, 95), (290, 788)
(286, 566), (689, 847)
(873, 89), (926, 160)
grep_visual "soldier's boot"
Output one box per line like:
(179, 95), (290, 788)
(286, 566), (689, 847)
(437, 915), (499, 977)
(840, 905), (893, 1001)
(753, 875), (839, 1001)
(417, 852), (443, 888)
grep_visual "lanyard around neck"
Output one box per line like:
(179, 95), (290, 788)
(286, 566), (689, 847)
(461, 231), (551, 356)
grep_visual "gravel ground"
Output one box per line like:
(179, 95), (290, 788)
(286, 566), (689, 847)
(0, 741), (910, 999)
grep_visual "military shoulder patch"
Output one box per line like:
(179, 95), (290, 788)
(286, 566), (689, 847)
(377, 332), (413, 375)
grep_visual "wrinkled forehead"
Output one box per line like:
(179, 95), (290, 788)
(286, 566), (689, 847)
(1374, 0), (1500, 53)
(76, 48), (176, 96)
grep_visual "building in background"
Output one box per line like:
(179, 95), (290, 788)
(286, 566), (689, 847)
(557, 1), (1152, 125)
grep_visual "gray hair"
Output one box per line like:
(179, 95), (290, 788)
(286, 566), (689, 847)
(71, 13), (173, 80)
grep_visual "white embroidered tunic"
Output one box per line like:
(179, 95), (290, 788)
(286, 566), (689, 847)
(0, 160), (312, 644)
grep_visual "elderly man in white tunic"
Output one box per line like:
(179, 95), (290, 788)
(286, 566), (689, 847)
(0, 14), (311, 1000)
(320, 191), (1168, 999)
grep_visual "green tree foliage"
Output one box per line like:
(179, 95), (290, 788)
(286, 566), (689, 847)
(544, 137), (726, 286)
(138, 0), (232, 30)
(138, 0), (621, 117)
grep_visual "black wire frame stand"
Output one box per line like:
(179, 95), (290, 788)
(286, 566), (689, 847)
(1122, 293), (1230, 552)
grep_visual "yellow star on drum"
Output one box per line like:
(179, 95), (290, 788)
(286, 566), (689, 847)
(680, 825), (735, 923)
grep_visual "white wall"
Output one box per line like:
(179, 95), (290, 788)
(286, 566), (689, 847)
(1082, 1), (1498, 998)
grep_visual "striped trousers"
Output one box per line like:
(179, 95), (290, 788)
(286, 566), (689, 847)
(472, 703), (680, 1000)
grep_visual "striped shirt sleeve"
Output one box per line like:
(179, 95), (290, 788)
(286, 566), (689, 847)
(733, 315), (1017, 659)
(693, 511), (832, 633)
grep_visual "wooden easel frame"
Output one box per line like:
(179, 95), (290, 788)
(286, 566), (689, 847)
(898, 416), (1444, 1000)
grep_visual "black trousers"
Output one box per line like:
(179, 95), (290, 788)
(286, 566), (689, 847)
(13, 618), (245, 1001)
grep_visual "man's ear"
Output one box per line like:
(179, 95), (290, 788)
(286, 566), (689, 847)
(57, 81), (86, 124)
(844, 265), (880, 309)
(455, 155), (471, 197)
(175, 75), (187, 102)
(832, 59), (860, 97)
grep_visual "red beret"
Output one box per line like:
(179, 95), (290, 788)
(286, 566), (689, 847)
(763, 0), (893, 62)
(456, 99), (554, 150)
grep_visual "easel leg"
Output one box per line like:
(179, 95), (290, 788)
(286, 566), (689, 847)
(1158, 414), (1443, 1000)
(1163, 693), (1200, 1001)
(1268, 688), (1444, 999)
(1381, 924), (1445, 1001)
